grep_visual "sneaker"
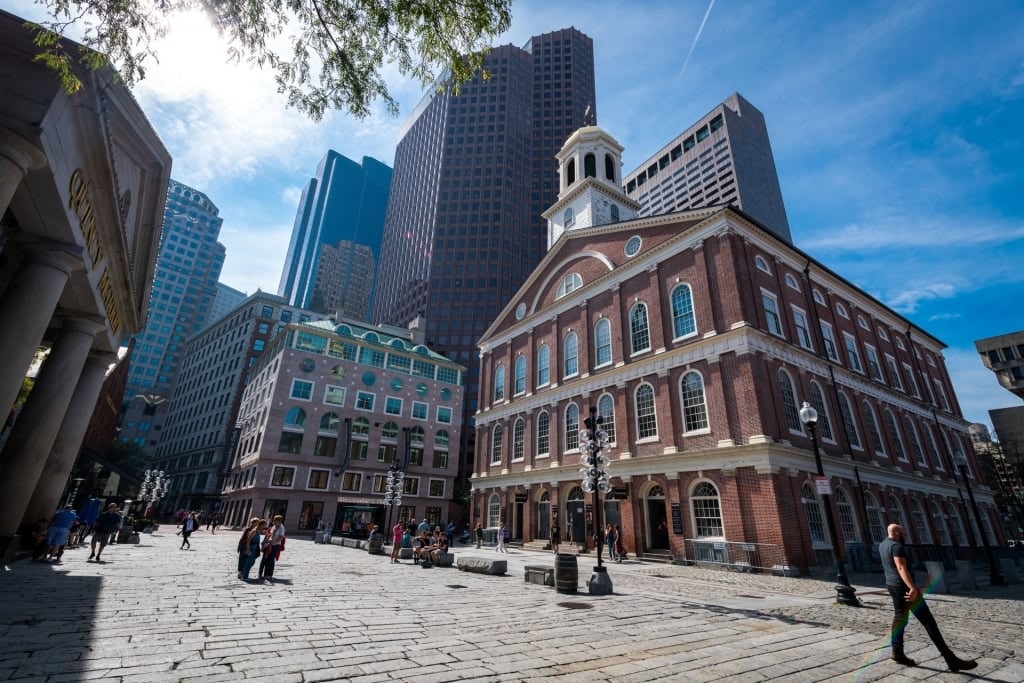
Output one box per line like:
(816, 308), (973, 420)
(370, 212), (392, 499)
(947, 658), (977, 672)
(891, 653), (917, 667)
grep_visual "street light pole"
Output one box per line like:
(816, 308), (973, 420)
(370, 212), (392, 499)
(581, 406), (612, 595)
(954, 452), (1006, 586)
(799, 402), (859, 606)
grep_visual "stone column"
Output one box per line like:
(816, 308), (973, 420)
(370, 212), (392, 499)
(0, 316), (103, 538)
(0, 126), (46, 218)
(22, 352), (116, 526)
(0, 242), (83, 425)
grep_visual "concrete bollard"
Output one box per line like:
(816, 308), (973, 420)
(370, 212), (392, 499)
(924, 561), (947, 594)
(998, 558), (1020, 584)
(955, 560), (977, 590)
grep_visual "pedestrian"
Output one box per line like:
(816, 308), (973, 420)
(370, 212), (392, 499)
(239, 519), (266, 580)
(474, 522), (484, 549)
(29, 518), (50, 562)
(417, 518), (431, 535)
(180, 511), (199, 549)
(89, 503), (122, 563)
(495, 522), (508, 553)
(550, 522), (561, 554)
(211, 512), (221, 535)
(604, 524), (617, 562)
(259, 514), (286, 584)
(391, 518), (405, 564)
(879, 523), (977, 671)
(444, 521), (455, 548)
(44, 504), (78, 563)
(614, 524), (626, 562)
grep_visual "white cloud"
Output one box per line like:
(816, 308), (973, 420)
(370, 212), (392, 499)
(884, 282), (958, 315)
(281, 186), (304, 206)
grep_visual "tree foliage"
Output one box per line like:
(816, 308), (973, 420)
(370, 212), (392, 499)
(106, 438), (149, 479)
(27, 0), (513, 120)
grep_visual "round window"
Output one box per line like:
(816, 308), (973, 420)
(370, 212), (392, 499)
(361, 371), (376, 386)
(440, 388), (452, 402)
(416, 383), (428, 397)
(624, 235), (642, 257)
(515, 302), (526, 320)
(331, 365), (346, 379)
(299, 358), (315, 373)
(390, 377), (404, 392)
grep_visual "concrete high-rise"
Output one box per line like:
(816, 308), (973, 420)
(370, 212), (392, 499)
(208, 282), (247, 327)
(310, 239), (375, 320)
(119, 180), (226, 458)
(372, 27), (597, 483)
(278, 151), (391, 319)
(623, 93), (791, 244)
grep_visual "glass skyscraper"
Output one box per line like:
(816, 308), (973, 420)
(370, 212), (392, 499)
(372, 27), (597, 483)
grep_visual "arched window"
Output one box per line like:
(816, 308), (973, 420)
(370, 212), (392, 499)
(691, 482), (723, 537)
(487, 494), (501, 528)
(512, 418), (525, 461)
(629, 302), (651, 354)
(836, 391), (861, 449)
(610, 204), (620, 222)
(778, 369), (801, 432)
(785, 273), (800, 291)
(566, 158), (576, 185)
(536, 412), (550, 456)
(319, 412), (339, 432)
(802, 484), (828, 544)
(597, 394), (616, 443)
(514, 356), (526, 395)
(563, 207), (575, 229)
(604, 153), (615, 181)
(351, 417), (370, 436)
(557, 272), (582, 298)
(923, 424), (942, 470)
(284, 407), (306, 427)
(594, 318), (612, 366)
(670, 284), (696, 339)
(862, 401), (885, 455)
(904, 417), (926, 466)
(584, 152), (596, 177)
(888, 495), (907, 537)
(493, 364), (505, 402)
(835, 488), (859, 542)
(910, 498), (932, 544)
(565, 403), (580, 450)
(809, 382), (833, 441)
(755, 255), (771, 273)
(864, 492), (885, 543)
(434, 429), (449, 448)
(681, 371), (709, 432)
(537, 344), (550, 387)
(930, 501), (951, 546)
(409, 426), (425, 446)
(381, 421), (399, 440)
(948, 504), (967, 546)
(563, 332), (578, 377)
(884, 409), (907, 460)
(490, 424), (504, 465)
(635, 383), (658, 438)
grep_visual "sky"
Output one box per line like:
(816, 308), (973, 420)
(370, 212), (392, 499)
(7, 0), (1024, 430)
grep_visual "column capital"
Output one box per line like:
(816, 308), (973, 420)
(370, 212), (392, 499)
(55, 312), (106, 338)
(17, 238), (85, 276)
(0, 125), (47, 172)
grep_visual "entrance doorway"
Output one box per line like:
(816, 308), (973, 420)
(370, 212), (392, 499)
(646, 485), (669, 550)
(538, 493), (550, 540)
(566, 486), (586, 549)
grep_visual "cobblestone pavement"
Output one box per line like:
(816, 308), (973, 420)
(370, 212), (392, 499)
(1, 530), (1021, 682)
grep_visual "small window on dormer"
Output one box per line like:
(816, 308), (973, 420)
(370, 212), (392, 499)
(785, 274), (800, 291)
(566, 158), (576, 185)
(836, 303), (849, 319)
(556, 273), (583, 299)
(857, 315), (869, 330)
(605, 154), (615, 181)
(877, 327), (890, 341)
(610, 204), (620, 222)
(755, 256), (771, 274)
(584, 153), (596, 178)
(564, 207), (575, 229)
(895, 336), (906, 350)
(813, 289), (826, 305)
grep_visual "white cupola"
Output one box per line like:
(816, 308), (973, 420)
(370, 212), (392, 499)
(542, 124), (642, 249)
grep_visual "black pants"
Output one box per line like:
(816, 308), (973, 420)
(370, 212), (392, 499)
(180, 531), (192, 547)
(887, 586), (953, 658)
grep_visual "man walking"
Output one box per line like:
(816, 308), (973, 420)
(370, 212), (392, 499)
(180, 512), (199, 549)
(879, 524), (977, 671)
(44, 504), (78, 563)
(89, 503), (122, 562)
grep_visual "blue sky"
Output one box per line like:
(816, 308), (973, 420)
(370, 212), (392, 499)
(7, 0), (1023, 429)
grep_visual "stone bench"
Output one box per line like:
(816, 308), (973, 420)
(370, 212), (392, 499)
(399, 547), (413, 559)
(524, 564), (554, 586)
(457, 556), (507, 575)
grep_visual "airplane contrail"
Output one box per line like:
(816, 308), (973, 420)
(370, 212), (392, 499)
(680, 0), (717, 79)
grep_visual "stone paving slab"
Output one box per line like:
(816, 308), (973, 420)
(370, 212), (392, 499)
(1, 531), (1021, 681)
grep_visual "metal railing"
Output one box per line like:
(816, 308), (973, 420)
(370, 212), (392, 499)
(682, 539), (785, 573)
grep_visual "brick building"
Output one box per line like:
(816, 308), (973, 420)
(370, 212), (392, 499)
(472, 124), (1000, 574)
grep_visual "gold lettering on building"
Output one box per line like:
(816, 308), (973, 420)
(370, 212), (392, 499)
(68, 169), (119, 333)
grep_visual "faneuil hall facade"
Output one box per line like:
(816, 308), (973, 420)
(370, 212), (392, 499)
(471, 124), (998, 575)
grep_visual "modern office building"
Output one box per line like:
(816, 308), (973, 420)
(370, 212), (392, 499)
(472, 122), (1000, 574)
(372, 27), (597, 485)
(623, 92), (791, 244)
(0, 8), (170, 557)
(975, 330), (1024, 401)
(278, 151), (391, 318)
(208, 282), (247, 327)
(310, 239), (375, 320)
(118, 180), (226, 459)
(221, 318), (466, 535)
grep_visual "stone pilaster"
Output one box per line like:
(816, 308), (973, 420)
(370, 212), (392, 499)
(0, 126), (46, 217)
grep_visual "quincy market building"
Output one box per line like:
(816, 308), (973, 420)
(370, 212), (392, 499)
(471, 124), (1000, 573)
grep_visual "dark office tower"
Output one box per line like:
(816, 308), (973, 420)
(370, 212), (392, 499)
(623, 93), (791, 244)
(311, 239), (375, 320)
(120, 179), (226, 459)
(373, 27), (596, 480)
(278, 151), (392, 318)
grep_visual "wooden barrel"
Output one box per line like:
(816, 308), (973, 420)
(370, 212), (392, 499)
(554, 553), (578, 594)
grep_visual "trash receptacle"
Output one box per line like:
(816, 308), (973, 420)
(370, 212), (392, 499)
(314, 530), (326, 544)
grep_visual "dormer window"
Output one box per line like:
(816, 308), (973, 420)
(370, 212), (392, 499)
(584, 153), (596, 178)
(755, 255), (771, 274)
(564, 207), (575, 229)
(610, 204), (620, 222)
(556, 273), (583, 299)
(604, 154), (615, 181)
(566, 158), (576, 185)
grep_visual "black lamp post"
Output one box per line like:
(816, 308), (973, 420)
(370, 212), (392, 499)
(383, 462), (404, 544)
(581, 406), (612, 595)
(799, 402), (859, 606)
(954, 451), (1005, 586)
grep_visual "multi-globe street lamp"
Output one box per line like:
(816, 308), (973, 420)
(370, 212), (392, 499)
(139, 469), (169, 518)
(383, 461), (404, 544)
(581, 406), (612, 595)
(954, 451), (1005, 586)
(799, 402), (859, 606)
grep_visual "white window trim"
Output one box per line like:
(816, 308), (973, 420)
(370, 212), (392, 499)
(761, 289), (784, 338)
(436, 406), (452, 424)
(843, 333), (864, 373)
(427, 479), (447, 498)
(411, 401), (429, 421)
(384, 395), (404, 416)
(307, 468), (331, 490)
(323, 384), (346, 406)
(355, 391), (375, 412)
(290, 378), (314, 402)
(791, 305), (814, 351)
(270, 465), (297, 489)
